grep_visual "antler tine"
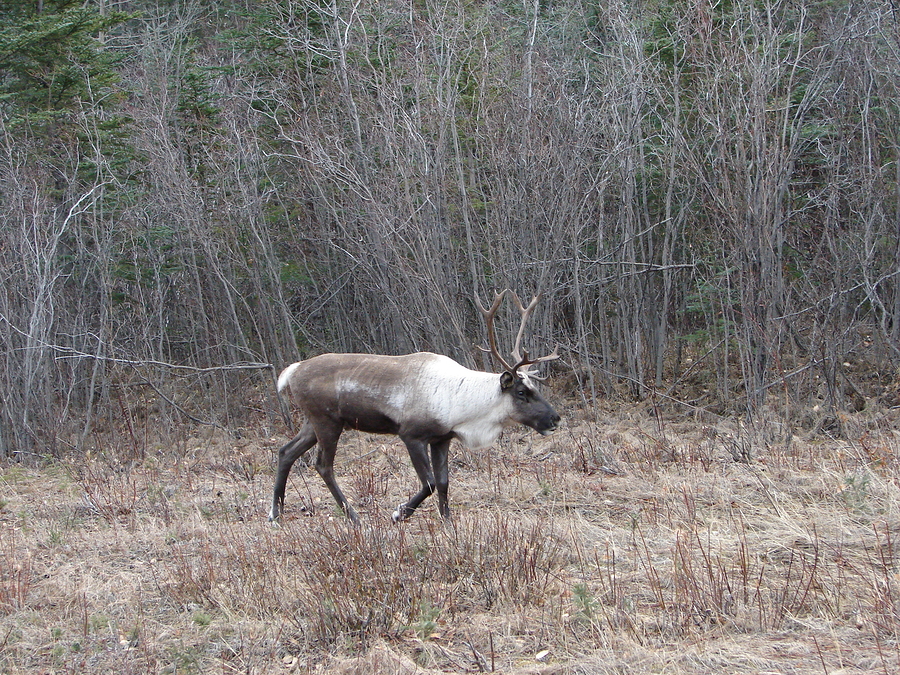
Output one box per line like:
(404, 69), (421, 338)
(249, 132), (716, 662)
(508, 291), (541, 363)
(511, 344), (561, 374)
(475, 289), (514, 372)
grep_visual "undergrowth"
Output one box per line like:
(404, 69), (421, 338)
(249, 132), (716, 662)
(2, 409), (900, 673)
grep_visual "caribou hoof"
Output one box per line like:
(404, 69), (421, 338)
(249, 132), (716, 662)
(391, 503), (408, 523)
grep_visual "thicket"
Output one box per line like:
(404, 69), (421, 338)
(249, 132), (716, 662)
(2, 0), (899, 458)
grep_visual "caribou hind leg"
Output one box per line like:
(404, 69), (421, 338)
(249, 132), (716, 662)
(270, 421), (317, 521)
(311, 422), (361, 523)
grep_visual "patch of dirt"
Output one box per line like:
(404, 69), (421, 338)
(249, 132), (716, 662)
(2, 402), (900, 673)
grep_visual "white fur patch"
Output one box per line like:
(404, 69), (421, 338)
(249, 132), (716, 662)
(277, 362), (302, 393)
(415, 355), (510, 449)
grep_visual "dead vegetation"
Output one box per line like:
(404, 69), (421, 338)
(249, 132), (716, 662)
(2, 401), (900, 674)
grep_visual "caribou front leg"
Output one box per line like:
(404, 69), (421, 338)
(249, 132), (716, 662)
(270, 421), (318, 521)
(430, 438), (451, 520)
(392, 437), (435, 522)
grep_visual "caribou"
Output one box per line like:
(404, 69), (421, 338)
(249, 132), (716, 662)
(269, 290), (560, 523)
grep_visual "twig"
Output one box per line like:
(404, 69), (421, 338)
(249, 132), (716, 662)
(741, 463), (786, 519)
(665, 337), (727, 397)
(57, 349), (274, 375)
(812, 635), (829, 675)
(0, 316), (275, 375)
(465, 638), (488, 672)
(489, 632), (495, 672)
(138, 377), (227, 430)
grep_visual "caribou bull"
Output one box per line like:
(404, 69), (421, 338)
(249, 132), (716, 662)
(269, 290), (560, 523)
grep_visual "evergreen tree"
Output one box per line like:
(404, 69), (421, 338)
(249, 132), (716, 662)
(0, 0), (131, 168)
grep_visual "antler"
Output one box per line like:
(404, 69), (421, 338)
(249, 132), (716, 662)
(508, 292), (560, 373)
(475, 289), (515, 373)
(476, 289), (560, 374)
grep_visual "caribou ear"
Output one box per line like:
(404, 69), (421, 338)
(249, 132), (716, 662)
(500, 371), (516, 391)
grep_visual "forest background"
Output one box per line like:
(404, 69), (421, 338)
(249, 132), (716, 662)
(2, 0), (900, 457)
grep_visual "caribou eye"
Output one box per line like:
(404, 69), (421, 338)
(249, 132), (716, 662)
(515, 387), (529, 401)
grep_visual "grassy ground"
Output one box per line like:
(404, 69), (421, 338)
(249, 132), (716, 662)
(2, 401), (899, 674)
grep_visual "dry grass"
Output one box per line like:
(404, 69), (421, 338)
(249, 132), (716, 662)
(2, 402), (900, 674)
